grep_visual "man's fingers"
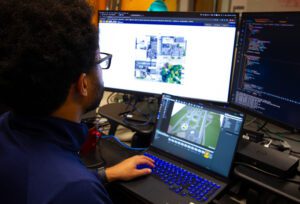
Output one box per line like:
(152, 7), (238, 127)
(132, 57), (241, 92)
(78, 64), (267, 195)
(135, 168), (152, 176)
(136, 155), (155, 164)
(136, 157), (155, 168)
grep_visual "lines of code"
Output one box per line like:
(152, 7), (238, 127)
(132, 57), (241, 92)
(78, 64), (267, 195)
(231, 13), (300, 129)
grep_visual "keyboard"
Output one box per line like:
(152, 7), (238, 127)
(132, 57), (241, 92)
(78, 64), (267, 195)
(138, 152), (221, 203)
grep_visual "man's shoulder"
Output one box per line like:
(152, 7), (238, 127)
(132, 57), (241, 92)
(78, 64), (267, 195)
(25, 143), (108, 203)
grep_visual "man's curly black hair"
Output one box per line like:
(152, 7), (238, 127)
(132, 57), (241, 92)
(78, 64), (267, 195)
(0, 0), (98, 115)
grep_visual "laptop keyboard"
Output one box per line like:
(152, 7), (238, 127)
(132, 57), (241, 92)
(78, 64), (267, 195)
(138, 152), (221, 203)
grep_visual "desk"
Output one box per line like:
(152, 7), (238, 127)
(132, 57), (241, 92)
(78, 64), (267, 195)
(232, 117), (300, 203)
(233, 132), (300, 203)
(97, 136), (300, 203)
(234, 165), (300, 203)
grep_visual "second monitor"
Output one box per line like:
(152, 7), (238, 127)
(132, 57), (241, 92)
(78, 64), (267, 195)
(230, 12), (300, 131)
(98, 11), (238, 103)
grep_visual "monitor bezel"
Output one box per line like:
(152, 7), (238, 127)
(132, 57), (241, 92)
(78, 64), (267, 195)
(230, 11), (300, 132)
(98, 11), (239, 104)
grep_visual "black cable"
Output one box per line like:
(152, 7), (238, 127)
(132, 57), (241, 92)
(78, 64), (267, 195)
(263, 135), (283, 142)
(256, 121), (268, 132)
(106, 92), (115, 104)
(124, 94), (134, 110)
(262, 127), (294, 135)
(261, 127), (300, 142)
(254, 122), (300, 143)
(121, 95), (155, 126)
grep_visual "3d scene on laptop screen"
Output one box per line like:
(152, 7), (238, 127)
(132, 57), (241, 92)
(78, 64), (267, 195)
(230, 12), (300, 130)
(152, 94), (244, 177)
(167, 102), (222, 150)
(98, 11), (238, 103)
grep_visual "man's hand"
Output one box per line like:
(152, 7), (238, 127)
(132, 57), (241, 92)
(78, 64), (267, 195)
(105, 155), (154, 182)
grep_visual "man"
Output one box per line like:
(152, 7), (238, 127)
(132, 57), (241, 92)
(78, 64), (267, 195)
(0, 0), (154, 203)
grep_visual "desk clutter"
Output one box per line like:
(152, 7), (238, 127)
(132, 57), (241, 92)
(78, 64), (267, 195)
(79, 92), (298, 204)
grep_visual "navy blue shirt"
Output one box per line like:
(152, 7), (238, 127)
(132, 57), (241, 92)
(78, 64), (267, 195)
(0, 112), (112, 204)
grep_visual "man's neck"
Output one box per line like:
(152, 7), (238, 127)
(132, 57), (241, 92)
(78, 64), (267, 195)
(51, 103), (82, 123)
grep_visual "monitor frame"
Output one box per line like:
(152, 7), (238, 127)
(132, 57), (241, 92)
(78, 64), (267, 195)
(230, 12), (300, 132)
(98, 11), (239, 104)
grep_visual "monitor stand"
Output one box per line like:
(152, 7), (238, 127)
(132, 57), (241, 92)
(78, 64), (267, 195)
(98, 96), (159, 136)
(119, 97), (158, 124)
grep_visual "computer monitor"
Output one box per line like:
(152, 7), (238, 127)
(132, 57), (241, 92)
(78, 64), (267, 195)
(98, 11), (238, 103)
(230, 12), (300, 131)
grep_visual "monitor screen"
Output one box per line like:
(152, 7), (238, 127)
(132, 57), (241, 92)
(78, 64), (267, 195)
(98, 11), (238, 103)
(152, 94), (244, 177)
(230, 12), (300, 130)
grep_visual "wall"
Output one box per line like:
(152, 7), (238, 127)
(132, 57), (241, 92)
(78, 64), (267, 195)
(230, 0), (300, 12)
(178, 0), (194, 11)
(194, 0), (214, 12)
(121, 0), (177, 11)
(89, 0), (178, 24)
(88, 0), (105, 25)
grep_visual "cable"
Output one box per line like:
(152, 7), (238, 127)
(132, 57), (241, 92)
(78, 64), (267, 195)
(262, 127), (294, 135)
(120, 96), (156, 127)
(244, 117), (257, 126)
(263, 135), (283, 142)
(256, 121), (268, 132)
(253, 120), (300, 143)
(106, 92), (115, 104)
(263, 128), (300, 143)
(262, 131), (300, 158)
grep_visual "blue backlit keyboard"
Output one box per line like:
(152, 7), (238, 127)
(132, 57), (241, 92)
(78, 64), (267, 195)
(138, 152), (221, 203)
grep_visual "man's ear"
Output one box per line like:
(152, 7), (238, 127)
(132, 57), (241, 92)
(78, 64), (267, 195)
(77, 73), (88, 96)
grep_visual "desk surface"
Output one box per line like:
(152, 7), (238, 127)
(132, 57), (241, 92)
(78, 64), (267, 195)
(98, 136), (300, 203)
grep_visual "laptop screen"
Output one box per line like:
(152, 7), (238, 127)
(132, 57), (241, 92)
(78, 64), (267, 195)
(152, 94), (244, 177)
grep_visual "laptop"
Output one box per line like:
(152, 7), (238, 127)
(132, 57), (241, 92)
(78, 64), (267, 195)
(118, 93), (245, 204)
